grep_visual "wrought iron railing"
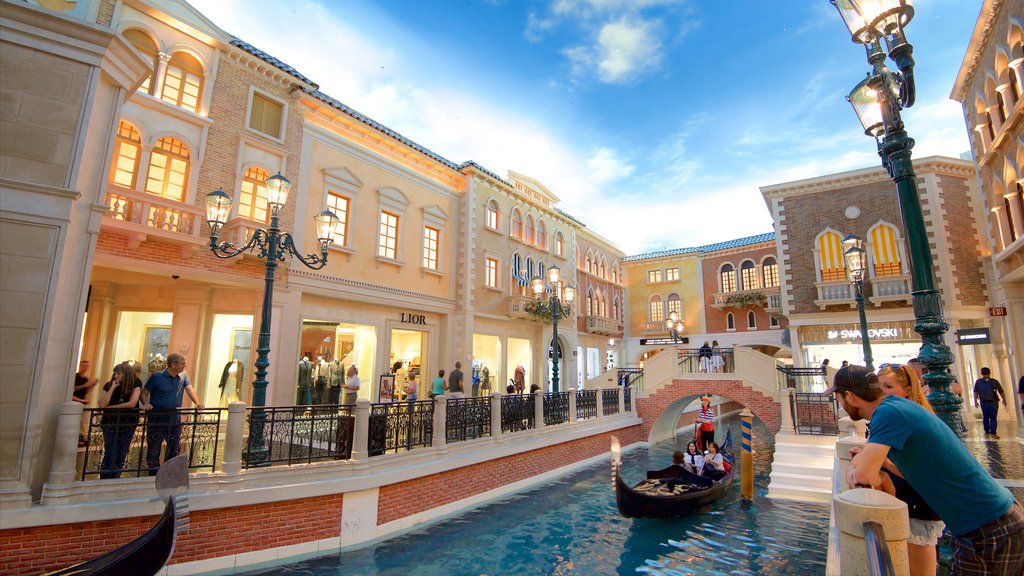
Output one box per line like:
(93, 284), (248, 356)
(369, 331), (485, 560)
(576, 389), (597, 420)
(446, 397), (491, 443)
(242, 405), (354, 468)
(369, 401), (434, 456)
(501, 393), (535, 433)
(776, 365), (827, 393)
(79, 408), (225, 480)
(616, 367), (644, 390)
(602, 389), (619, 416)
(791, 392), (839, 435)
(625, 386), (632, 412)
(677, 348), (735, 373)
(543, 392), (569, 425)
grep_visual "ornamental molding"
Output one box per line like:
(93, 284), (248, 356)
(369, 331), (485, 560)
(290, 268), (457, 308)
(225, 49), (303, 90)
(761, 157), (974, 201)
(952, 0), (1005, 102)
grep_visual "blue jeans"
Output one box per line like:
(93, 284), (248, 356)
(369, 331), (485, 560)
(980, 401), (999, 435)
(100, 421), (137, 479)
(146, 412), (181, 476)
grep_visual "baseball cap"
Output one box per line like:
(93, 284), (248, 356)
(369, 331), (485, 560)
(823, 365), (881, 395)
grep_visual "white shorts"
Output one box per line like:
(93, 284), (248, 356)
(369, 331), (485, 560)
(907, 518), (945, 546)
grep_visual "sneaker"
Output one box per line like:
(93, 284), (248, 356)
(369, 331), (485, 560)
(991, 433), (1000, 439)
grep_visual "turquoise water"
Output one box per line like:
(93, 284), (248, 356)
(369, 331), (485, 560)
(243, 417), (830, 575)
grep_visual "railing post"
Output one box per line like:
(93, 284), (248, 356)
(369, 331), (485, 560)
(433, 395), (447, 449)
(836, 435), (867, 495)
(352, 399), (371, 461)
(778, 388), (796, 435)
(534, 390), (546, 430)
(490, 392), (502, 438)
(833, 489), (910, 575)
(221, 401), (246, 476)
(568, 389), (578, 423)
(595, 387), (604, 418)
(48, 402), (84, 485)
(617, 386), (625, 414)
(837, 416), (867, 438)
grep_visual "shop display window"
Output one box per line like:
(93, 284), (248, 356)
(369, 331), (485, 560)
(300, 320), (376, 405)
(473, 334), (502, 396)
(203, 314), (254, 407)
(507, 337), (531, 393)
(391, 328), (426, 401)
(112, 311), (174, 386)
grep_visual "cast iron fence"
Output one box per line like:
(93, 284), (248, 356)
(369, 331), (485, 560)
(79, 408), (225, 480)
(543, 392), (569, 425)
(617, 368), (644, 391)
(602, 389), (620, 416)
(678, 348), (735, 373)
(369, 400), (434, 456)
(242, 405), (354, 468)
(576, 389), (597, 420)
(501, 393), (535, 433)
(446, 396), (491, 443)
(777, 365), (828, 393)
(625, 386), (632, 412)
(791, 392), (839, 435)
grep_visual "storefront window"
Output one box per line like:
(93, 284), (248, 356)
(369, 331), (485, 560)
(507, 337), (532, 393)
(391, 328), (426, 400)
(112, 311), (174, 386)
(203, 314), (254, 408)
(473, 334), (502, 395)
(587, 347), (601, 380)
(300, 320), (376, 405)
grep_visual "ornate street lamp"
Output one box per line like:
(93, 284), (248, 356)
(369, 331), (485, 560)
(843, 234), (874, 370)
(206, 172), (339, 462)
(532, 265), (575, 393)
(666, 311), (684, 344)
(831, 0), (963, 435)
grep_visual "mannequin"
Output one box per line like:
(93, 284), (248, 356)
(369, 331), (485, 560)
(514, 365), (526, 393)
(316, 356), (330, 405)
(125, 358), (142, 381)
(329, 358), (344, 405)
(481, 366), (491, 396)
(297, 355), (313, 405)
(219, 359), (243, 405)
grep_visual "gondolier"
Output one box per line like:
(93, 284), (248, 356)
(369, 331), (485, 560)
(696, 395), (715, 452)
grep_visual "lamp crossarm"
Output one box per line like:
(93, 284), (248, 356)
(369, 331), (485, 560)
(210, 228), (267, 260)
(279, 233), (329, 270)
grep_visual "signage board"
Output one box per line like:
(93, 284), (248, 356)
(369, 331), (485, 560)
(639, 337), (689, 346)
(956, 327), (990, 345)
(989, 307), (1007, 317)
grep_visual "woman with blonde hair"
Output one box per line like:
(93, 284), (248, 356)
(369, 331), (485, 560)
(876, 363), (943, 576)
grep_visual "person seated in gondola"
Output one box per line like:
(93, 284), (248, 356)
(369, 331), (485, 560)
(702, 442), (730, 481)
(683, 441), (705, 475)
(648, 451), (688, 480)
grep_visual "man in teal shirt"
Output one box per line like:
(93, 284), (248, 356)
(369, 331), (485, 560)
(830, 365), (1024, 574)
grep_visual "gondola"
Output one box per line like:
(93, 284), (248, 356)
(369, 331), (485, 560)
(45, 455), (190, 576)
(610, 432), (735, 519)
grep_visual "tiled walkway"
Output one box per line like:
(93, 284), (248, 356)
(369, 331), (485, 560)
(961, 420), (1024, 501)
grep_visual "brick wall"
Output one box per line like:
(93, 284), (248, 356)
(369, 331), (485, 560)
(377, 426), (642, 525)
(936, 174), (988, 307)
(637, 379), (781, 439)
(700, 243), (787, 334)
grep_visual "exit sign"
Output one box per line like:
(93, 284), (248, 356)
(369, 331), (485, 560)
(989, 307), (1007, 316)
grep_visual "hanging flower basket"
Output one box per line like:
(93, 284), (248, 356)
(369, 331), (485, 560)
(723, 291), (767, 308)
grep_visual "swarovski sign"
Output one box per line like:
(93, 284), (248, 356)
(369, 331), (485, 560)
(827, 328), (900, 340)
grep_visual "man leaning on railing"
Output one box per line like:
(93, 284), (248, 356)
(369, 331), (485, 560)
(141, 353), (203, 476)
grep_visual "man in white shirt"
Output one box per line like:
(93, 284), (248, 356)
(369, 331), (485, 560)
(341, 365), (360, 405)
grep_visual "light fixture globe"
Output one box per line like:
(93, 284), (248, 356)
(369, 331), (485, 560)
(843, 233), (867, 282)
(831, 0), (914, 44)
(314, 209), (339, 246)
(531, 276), (545, 298)
(562, 285), (575, 304)
(264, 172), (291, 212)
(547, 264), (560, 284)
(847, 75), (885, 138)
(205, 188), (232, 232)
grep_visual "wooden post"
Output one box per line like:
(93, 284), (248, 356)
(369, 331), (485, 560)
(740, 407), (754, 502)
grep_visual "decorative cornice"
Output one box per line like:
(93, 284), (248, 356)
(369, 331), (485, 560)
(951, 0), (1003, 102)
(760, 156), (974, 201)
(290, 268), (456, 308)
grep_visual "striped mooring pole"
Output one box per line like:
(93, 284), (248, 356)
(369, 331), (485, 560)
(740, 407), (753, 501)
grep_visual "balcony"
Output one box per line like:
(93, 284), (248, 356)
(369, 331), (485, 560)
(814, 280), (855, 310)
(713, 286), (781, 310)
(102, 187), (204, 255)
(508, 295), (535, 319)
(868, 274), (912, 306)
(766, 290), (783, 312)
(642, 321), (666, 335)
(585, 315), (621, 336)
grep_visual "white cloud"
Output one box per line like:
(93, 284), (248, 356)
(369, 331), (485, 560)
(587, 148), (636, 183)
(595, 18), (664, 83)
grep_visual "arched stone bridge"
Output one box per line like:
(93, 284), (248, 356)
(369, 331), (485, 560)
(636, 377), (783, 443)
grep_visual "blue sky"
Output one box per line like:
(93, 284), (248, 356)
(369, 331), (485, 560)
(191, 0), (983, 255)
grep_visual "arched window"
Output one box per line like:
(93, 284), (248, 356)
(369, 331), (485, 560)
(600, 257), (607, 279)
(747, 310), (757, 329)
(649, 295), (663, 322)
(536, 220), (547, 249)
(720, 263), (737, 293)
(762, 257), (779, 288)
(868, 223), (904, 277)
(160, 51), (203, 113)
(586, 252), (593, 274)
(666, 293), (681, 318)
(486, 200), (500, 230)
(555, 231), (564, 256)
(238, 166), (270, 222)
(109, 120), (142, 189)
(740, 260), (758, 291)
(510, 209), (523, 239)
(816, 230), (846, 282)
(145, 136), (190, 201)
(587, 288), (595, 316)
(613, 295), (620, 321)
(599, 290), (608, 317)
(524, 215), (535, 245)
(122, 29), (157, 94)
(726, 312), (735, 331)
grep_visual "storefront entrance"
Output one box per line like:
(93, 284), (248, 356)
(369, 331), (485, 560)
(391, 328), (427, 400)
(203, 314), (254, 407)
(507, 337), (532, 393)
(473, 334), (502, 396)
(112, 310), (173, 386)
(300, 320), (376, 405)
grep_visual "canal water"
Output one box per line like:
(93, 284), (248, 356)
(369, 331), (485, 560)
(241, 416), (831, 575)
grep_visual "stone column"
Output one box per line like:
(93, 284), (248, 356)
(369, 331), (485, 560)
(432, 395), (447, 449)
(221, 401), (245, 476)
(836, 435), (867, 495)
(987, 105), (1004, 134)
(152, 52), (171, 97)
(1005, 191), (1024, 241)
(490, 392), (502, 438)
(993, 205), (1013, 250)
(997, 83), (1018, 110)
(47, 402), (84, 486)
(568, 388), (578, 423)
(833, 488), (910, 575)
(778, 388), (796, 435)
(596, 387), (604, 418)
(617, 386), (625, 414)
(352, 399), (371, 461)
(1010, 58), (1024, 98)
(534, 389), (546, 430)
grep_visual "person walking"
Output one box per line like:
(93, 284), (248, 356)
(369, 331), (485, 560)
(974, 367), (1007, 439)
(447, 361), (465, 399)
(97, 362), (142, 479)
(141, 353), (202, 476)
(833, 365), (1024, 575)
(431, 369), (445, 399)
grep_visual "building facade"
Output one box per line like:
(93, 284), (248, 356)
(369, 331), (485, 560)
(573, 225), (626, 383)
(951, 0), (1023, 419)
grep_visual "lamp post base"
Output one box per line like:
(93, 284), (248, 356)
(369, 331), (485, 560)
(912, 289), (963, 437)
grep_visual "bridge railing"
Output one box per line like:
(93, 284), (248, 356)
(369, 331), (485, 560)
(677, 348), (734, 374)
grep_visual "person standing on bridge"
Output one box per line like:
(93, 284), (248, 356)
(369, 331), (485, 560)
(695, 395), (715, 452)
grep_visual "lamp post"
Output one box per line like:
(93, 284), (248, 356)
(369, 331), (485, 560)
(206, 172), (339, 461)
(831, 0), (962, 435)
(532, 265), (575, 393)
(843, 234), (874, 370)
(666, 311), (684, 344)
